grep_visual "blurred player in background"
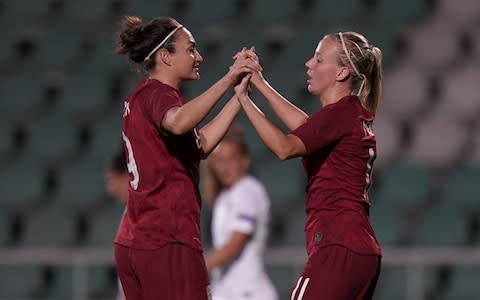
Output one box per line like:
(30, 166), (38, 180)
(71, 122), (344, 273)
(204, 127), (278, 300)
(235, 31), (383, 299)
(104, 146), (128, 300)
(114, 15), (260, 300)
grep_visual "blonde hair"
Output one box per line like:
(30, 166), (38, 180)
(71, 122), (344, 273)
(328, 32), (383, 115)
(204, 126), (249, 205)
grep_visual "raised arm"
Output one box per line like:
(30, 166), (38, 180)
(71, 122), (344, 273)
(198, 96), (241, 158)
(162, 56), (260, 135)
(250, 73), (309, 131)
(235, 75), (306, 160)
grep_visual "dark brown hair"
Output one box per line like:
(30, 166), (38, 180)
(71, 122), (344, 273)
(116, 15), (181, 71)
(327, 32), (383, 115)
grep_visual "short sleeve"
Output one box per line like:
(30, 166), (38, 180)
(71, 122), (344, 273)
(290, 101), (353, 154)
(142, 87), (183, 129)
(229, 182), (267, 235)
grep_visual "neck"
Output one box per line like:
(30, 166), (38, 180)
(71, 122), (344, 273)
(320, 86), (352, 107)
(149, 71), (181, 90)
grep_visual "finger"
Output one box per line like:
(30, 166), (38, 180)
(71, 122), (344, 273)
(233, 47), (247, 59)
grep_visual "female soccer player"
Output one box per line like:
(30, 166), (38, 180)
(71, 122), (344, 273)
(204, 127), (278, 300)
(235, 32), (382, 300)
(114, 16), (260, 300)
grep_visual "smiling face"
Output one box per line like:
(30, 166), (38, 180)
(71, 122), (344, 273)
(305, 36), (344, 98)
(168, 28), (203, 80)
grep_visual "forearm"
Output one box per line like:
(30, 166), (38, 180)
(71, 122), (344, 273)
(238, 95), (293, 160)
(253, 76), (308, 130)
(205, 246), (239, 272)
(198, 97), (241, 158)
(166, 76), (234, 135)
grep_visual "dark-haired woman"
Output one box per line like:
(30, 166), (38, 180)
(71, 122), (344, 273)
(113, 16), (260, 300)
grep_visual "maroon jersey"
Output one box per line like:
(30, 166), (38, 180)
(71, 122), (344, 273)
(115, 79), (203, 251)
(291, 95), (381, 256)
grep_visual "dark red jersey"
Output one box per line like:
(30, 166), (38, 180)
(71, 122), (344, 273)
(115, 79), (203, 251)
(291, 95), (381, 256)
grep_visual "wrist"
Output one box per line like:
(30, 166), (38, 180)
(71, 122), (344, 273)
(252, 74), (266, 87)
(236, 94), (249, 104)
(224, 70), (238, 86)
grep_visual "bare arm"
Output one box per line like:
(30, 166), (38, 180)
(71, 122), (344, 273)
(236, 75), (306, 160)
(251, 74), (308, 131)
(205, 231), (250, 272)
(162, 57), (260, 135)
(198, 96), (241, 158)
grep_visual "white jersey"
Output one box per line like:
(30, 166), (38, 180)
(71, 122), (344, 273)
(210, 175), (278, 300)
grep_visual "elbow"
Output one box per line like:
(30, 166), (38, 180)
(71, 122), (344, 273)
(166, 120), (191, 136)
(274, 142), (295, 161)
(276, 151), (290, 161)
(170, 127), (189, 136)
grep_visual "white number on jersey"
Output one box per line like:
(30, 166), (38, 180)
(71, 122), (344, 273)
(122, 131), (140, 190)
(363, 120), (375, 199)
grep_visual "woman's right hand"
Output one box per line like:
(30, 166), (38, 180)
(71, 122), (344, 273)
(226, 48), (262, 85)
(235, 47), (265, 86)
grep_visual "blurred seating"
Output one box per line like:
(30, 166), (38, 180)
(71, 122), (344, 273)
(0, 211), (10, 245)
(282, 209), (306, 246)
(51, 155), (109, 213)
(436, 0), (480, 30)
(0, 68), (46, 116)
(22, 207), (76, 247)
(0, 158), (45, 212)
(22, 112), (79, 165)
(442, 266), (480, 299)
(253, 157), (305, 211)
(381, 64), (429, 122)
(87, 201), (124, 246)
(407, 112), (468, 168)
(0, 119), (13, 158)
(442, 166), (480, 211)
(374, 266), (436, 300)
(439, 65), (480, 122)
(374, 163), (433, 211)
(370, 211), (403, 246)
(404, 17), (461, 71)
(373, 115), (401, 167)
(415, 207), (468, 246)
(3, 1), (480, 298)
(265, 264), (298, 300)
(0, 265), (43, 298)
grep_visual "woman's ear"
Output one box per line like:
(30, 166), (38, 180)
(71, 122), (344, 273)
(336, 66), (350, 82)
(158, 48), (173, 66)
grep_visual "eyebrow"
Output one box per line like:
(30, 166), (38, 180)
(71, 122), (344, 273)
(187, 41), (196, 47)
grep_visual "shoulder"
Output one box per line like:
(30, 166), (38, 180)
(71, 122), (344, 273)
(232, 176), (269, 202)
(311, 96), (359, 124)
(323, 96), (357, 115)
(234, 175), (265, 192)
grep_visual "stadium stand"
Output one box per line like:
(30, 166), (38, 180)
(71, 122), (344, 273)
(1, 0), (480, 299)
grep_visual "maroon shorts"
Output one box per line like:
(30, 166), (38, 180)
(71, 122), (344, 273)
(290, 245), (381, 300)
(114, 243), (210, 300)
